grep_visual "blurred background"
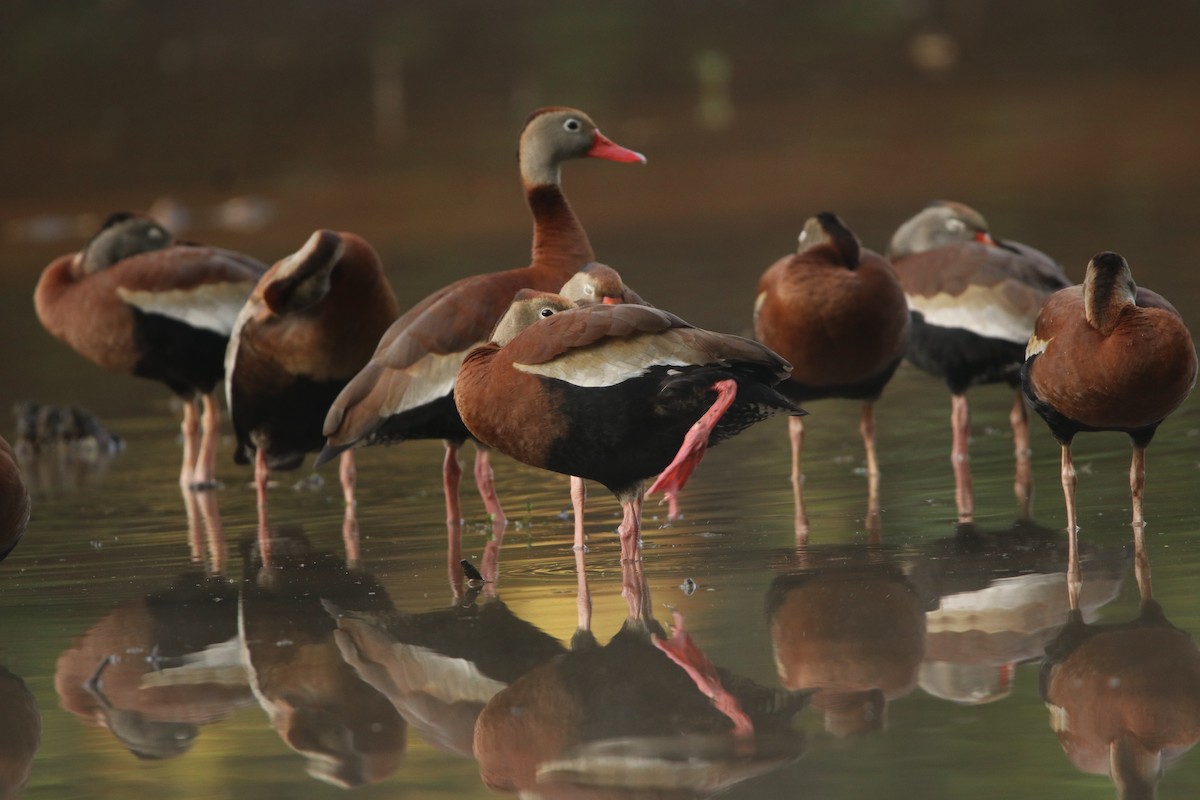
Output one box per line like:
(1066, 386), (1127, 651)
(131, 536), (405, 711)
(4, 0), (1200, 421)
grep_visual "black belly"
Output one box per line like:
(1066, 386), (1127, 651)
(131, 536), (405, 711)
(367, 392), (474, 446)
(776, 355), (903, 404)
(131, 310), (229, 398)
(905, 311), (1025, 394)
(232, 375), (349, 470)
(542, 366), (798, 496)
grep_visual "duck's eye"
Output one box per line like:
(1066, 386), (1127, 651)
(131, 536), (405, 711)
(564, 118), (582, 132)
(539, 307), (555, 318)
(946, 218), (966, 233)
(148, 227), (166, 239)
(584, 284), (595, 295)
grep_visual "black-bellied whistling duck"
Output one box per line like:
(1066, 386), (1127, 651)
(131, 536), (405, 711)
(559, 261), (649, 307)
(1023, 251), (1196, 601)
(225, 230), (398, 545)
(34, 212), (266, 489)
(317, 108), (645, 533)
(455, 292), (801, 559)
(755, 213), (908, 540)
(558, 262), (659, 542)
(0, 437), (30, 562)
(889, 201), (1070, 523)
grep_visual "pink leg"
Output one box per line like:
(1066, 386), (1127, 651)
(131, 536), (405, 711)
(951, 394), (974, 523)
(338, 449), (357, 507)
(1011, 391), (1033, 519)
(1061, 443), (1080, 609)
(1133, 514), (1152, 603)
(860, 403), (881, 542)
(192, 393), (221, 489)
(480, 518), (505, 599)
(443, 440), (463, 526)
(179, 399), (199, 489)
(254, 447), (270, 533)
(789, 415), (809, 545)
(196, 490), (225, 575)
(571, 475), (587, 550)
(342, 501), (361, 570)
(664, 489), (682, 522)
(648, 379), (738, 500)
(183, 485), (203, 564)
(255, 447), (272, 567)
(575, 545), (592, 634)
(446, 519), (463, 602)
(1130, 443), (1146, 530)
(617, 490), (643, 562)
(473, 445), (507, 526)
(653, 611), (754, 738)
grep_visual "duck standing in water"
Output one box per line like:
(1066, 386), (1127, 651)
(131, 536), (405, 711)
(34, 212), (266, 489)
(318, 108), (645, 531)
(225, 230), (398, 540)
(1023, 251), (1196, 598)
(455, 291), (801, 559)
(889, 201), (1069, 522)
(755, 212), (908, 539)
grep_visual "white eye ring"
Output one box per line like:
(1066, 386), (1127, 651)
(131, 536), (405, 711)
(564, 118), (582, 132)
(946, 218), (966, 232)
(584, 284), (595, 295)
(539, 307), (555, 318)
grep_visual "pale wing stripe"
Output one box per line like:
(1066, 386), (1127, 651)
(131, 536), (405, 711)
(119, 283), (255, 336)
(908, 284), (1034, 344)
(380, 349), (468, 417)
(515, 334), (716, 388)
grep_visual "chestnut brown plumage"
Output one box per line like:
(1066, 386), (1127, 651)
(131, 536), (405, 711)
(889, 201), (1070, 522)
(317, 108), (645, 529)
(34, 212), (266, 489)
(755, 212), (908, 538)
(455, 292), (801, 559)
(1022, 251), (1196, 597)
(226, 230), (398, 528)
(0, 436), (30, 562)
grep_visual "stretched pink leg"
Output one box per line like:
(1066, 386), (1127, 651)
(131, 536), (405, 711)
(338, 450), (361, 568)
(789, 415), (810, 545)
(951, 393), (974, 523)
(1130, 443), (1146, 530)
(648, 379), (738, 500)
(192, 392), (221, 489)
(443, 440), (463, 526)
(571, 475), (587, 550)
(1011, 391), (1033, 520)
(860, 403), (881, 541)
(653, 611), (754, 738)
(473, 445), (506, 526)
(179, 399), (199, 489)
(617, 490), (644, 562)
(255, 447), (273, 568)
(1061, 443), (1080, 609)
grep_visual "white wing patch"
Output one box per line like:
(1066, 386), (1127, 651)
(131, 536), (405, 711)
(119, 282), (255, 336)
(908, 284), (1035, 344)
(381, 349), (469, 417)
(1025, 334), (1052, 359)
(514, 335), (705, 388)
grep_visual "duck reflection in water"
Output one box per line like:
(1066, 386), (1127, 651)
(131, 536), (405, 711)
(473, 554), (806, 798)
(54, 567), (253, 759)
(328, 533), (566, 759)
(1041, 529), (1200, 798)
(0, 665), (40, 800)
(239, 527), (407, 787)
(767, 543), (925, 736)
(909, 519), (1127, 705)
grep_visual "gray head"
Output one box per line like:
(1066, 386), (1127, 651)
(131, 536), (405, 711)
(560, 262), (642, 306)
(76, 212), (172, 274)
(518, 107), (646, 187)
(888, 201), (992, 259)
(798, 212), (862, 268)
(490, 290), (575, 346)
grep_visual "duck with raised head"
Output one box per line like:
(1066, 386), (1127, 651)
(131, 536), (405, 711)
(1023, 251), (1196, 571)
(889, 200), (1070, 523)
(226, 230), (398, 526)
(34, 212), (266, 489)
(755, 212), (908, 539)
(317, 108), (645, 531)
(455, 291), (801, 559)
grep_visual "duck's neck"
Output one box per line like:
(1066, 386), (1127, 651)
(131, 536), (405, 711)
(1084, 268), (1135, 336)
(526, 183), (595, 280)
